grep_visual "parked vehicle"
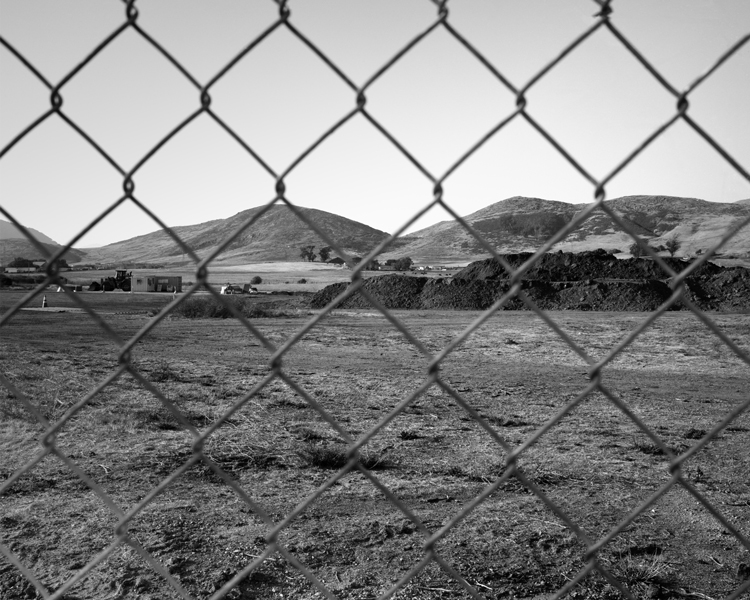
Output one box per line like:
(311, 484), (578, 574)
(220, 284), (244, 295)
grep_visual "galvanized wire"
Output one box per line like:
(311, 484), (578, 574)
(1, 1), (750, 599)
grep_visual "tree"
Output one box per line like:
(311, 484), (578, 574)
(8, 257), (34, 268)
(250, 276), (262, 285)
(629, 242), (645, 258)
(394, 257), (413, 271)
(665, 234), (681, 257)
(42, 258), (69, 271)
(318, 246), (332, 262)
(299, 245), (316, 262)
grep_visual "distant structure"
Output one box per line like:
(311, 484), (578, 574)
(131, 273), (182, 293)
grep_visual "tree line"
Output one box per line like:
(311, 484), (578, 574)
(299, 246), (413, 270)
(5, 257), (70, 269)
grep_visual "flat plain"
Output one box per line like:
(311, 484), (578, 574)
(1, 289), (750, 599)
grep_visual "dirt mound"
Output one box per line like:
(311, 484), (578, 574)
(310, 252), (750, 312)
(311, 277), (429, 310)
(678, 266), (750, 311)
(310, 276), (674, 312)
(452, 249), (723, 282)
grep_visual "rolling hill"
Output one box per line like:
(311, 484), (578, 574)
(81, 204), (401, 265)
(386, 195), (750, 263)
(0, 219), (58, 245)
(0, 219), (85, 265)
(10, 196), (750, 267)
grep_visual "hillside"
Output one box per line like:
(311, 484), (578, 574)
(0, 219), (85, 265)
(64, 195), (750, 266)
(82, 205), (401, 265)
(0, 219), (58, 245)
(387, 196), (750, 263)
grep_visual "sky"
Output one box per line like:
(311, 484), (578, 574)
(0, 0), (749, 249)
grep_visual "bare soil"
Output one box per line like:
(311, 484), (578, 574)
(2, 290), (750, 599)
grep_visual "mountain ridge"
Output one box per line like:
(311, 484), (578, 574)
(0, 219), (86, 265)
(5, 196), (750, 266)
(395, 195), (750, 263)
(0, 219), (58, 245)
(81, 204), (402, 265)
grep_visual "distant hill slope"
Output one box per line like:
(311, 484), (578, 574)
(0, 219), (85, 265)
(388, 196), (750, 263)
(0, 219), (58, 245)
(75, 196), (750, 266)
(82, 205), (399, 265)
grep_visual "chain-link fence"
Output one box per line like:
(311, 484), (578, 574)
(2, 0), (750, 598)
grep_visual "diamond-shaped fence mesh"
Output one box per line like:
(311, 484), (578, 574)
(1, 1), (750, 598)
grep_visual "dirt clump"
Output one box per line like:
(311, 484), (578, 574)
(310, 250), (750, 312)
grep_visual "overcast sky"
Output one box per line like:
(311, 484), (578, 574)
(1, 0), (749, 248)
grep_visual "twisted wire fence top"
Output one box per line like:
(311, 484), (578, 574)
(1, 1), (750, 599)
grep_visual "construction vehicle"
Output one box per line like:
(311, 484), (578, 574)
(89, 269), (132, 292)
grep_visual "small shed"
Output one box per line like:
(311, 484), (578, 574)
(131, 273), (182, 293)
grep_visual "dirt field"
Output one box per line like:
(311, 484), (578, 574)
(1, 290), (750, 599)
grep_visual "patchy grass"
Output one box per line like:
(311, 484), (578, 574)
(604, 551), (676, 597)
(1, 305), (749, 599)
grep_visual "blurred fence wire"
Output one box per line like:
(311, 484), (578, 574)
(1, 0), (750, 598)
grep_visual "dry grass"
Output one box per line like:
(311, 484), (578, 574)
(1, 297), (750, 599)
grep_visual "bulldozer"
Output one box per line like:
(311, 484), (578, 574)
(89, 269), (132, 292)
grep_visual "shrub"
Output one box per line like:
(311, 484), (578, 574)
(665, 234), (681, 256)
(174, 296), (234, 319)
(250, 276), (262, 285)
(605, 552), (675, 596)
(295, 427), (326, 442)
(173, 296), (298, 319)
(8, 275), (46, 286)
(446, 465), (466, 478)
(297, 444), (349, 469)
(296, 443), (392, 470)
(297, 278), (307, 284)
(629, 242), (645, 258)
(149, 359), (179, 382)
